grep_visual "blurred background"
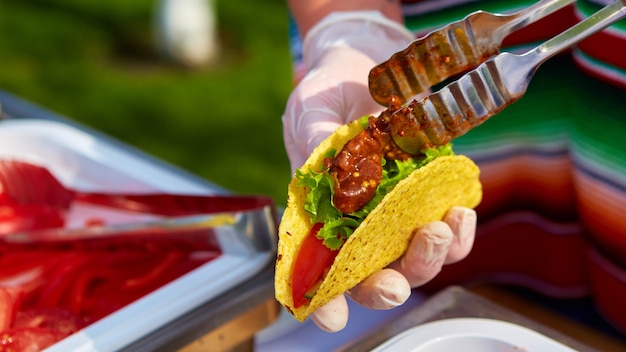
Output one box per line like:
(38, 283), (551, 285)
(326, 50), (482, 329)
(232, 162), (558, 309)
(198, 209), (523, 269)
(0, 0), (294, 207)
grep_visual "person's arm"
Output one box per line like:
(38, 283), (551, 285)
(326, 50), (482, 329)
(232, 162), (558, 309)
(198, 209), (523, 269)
(288, 0), (404, 38)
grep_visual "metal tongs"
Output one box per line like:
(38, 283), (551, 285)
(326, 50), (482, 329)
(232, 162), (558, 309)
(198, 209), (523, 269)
(370, 0), (626, 155)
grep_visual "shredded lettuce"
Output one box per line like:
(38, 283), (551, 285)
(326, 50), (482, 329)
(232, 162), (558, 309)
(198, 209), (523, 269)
(296, 143), (454, 250)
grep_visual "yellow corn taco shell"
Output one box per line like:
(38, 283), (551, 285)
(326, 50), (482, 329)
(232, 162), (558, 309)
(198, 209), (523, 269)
(275, 119), (482, 322)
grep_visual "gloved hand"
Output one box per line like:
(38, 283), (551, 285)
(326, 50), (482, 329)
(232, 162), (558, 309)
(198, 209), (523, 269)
(283, 11), (417, 173)
(310, 206), (477, 332)
(282, 11), (478, 332)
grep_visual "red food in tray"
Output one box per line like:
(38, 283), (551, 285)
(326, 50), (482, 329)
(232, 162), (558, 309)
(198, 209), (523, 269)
(0, 160), (271, 351)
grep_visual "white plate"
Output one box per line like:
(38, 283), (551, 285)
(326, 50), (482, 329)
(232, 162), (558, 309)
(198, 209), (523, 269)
(371, 318), (577, 352)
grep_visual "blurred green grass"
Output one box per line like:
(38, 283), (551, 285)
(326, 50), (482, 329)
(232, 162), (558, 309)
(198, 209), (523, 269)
(0, 0), (293, 206)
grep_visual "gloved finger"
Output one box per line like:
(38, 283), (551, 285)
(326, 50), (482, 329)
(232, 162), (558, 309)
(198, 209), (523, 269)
(442, 206), (477, 265)
(283, 105), (344, 172)
(309, 294), (349, 332)
(388, 221), (454, 287)
(346, 268), (411, 310)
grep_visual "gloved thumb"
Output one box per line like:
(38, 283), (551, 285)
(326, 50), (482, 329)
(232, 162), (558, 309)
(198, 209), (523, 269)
(283, 47), (385, 173)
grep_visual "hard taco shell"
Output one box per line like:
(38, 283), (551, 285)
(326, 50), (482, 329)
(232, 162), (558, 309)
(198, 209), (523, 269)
(275, 119), (482, 322)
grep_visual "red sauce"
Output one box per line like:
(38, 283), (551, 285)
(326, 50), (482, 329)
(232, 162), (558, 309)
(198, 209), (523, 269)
(329, 99), (411, 213)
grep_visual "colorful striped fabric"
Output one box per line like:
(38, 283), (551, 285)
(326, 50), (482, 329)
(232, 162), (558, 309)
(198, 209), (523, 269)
(287, 0), (626, 334)
(573, 0), (626, 89)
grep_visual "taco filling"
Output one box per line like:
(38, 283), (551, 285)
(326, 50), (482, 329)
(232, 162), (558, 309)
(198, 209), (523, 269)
(291, 110), (454, 308)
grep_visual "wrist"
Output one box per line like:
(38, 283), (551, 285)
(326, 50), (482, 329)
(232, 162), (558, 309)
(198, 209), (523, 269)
(302, 10), (414, 70)
(289, 0), (404, 38)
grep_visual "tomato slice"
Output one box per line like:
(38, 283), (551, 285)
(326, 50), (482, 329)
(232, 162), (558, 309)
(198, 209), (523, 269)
(291, 223), (339, 308)
(0, 288), (13, 332)
(0, 327), (67, 352)
(12, 307), (88, 335)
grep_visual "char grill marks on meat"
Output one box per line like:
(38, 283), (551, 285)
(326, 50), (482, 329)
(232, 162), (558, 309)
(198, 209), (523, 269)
(327, 99), (411, 214)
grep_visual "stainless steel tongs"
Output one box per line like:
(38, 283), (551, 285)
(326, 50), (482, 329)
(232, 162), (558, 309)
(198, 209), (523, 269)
(368, 0), (577, 106)
(374, 0), (626, 155)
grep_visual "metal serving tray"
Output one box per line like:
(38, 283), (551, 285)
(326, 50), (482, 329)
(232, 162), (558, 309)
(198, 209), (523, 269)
(0, 91), (279, 351)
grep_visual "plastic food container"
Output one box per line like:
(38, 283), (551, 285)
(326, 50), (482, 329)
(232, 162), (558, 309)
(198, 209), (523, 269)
(0, 114), (278, 351)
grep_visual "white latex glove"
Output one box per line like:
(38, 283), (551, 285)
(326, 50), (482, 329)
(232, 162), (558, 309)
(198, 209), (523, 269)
(283, 11), (416, 173)
(281, 11), (478, 332)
